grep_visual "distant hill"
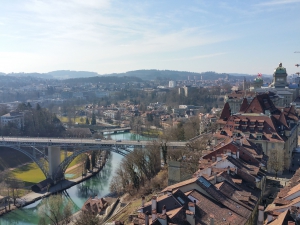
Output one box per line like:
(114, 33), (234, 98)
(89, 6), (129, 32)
(0, 69), (267, 81)
(47, 70), (98, 79)
(0, 72), (54, 79)
(64, 75), (143, 84)
(102, 70), (257, 81)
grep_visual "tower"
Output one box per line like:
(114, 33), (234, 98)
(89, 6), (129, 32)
(270, 63), (288, 88)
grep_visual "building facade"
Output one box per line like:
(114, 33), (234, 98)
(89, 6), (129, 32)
(0, 111), (24, 128)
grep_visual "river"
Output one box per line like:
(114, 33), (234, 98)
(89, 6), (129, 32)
(0, 132), (151, 225)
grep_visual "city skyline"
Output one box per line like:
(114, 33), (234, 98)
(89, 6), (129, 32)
(1, 0), (300, 75)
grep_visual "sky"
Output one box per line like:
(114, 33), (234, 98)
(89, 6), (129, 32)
(1, 0), (300, 75)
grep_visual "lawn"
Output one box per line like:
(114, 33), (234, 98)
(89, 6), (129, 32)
(58, 116), (88, 124)
(12, 163), (46, 187)
(12, 151), (83, 186)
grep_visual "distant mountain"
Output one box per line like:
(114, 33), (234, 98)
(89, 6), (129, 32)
(64, 75), (143, 84)
(0, 69), (267, 81)
(102, 70), (255, 81)
(47, 70), (98, 79)
(0, 72), (53, 79)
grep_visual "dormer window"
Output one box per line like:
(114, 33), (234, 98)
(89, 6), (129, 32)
(257, 135), (262, 140)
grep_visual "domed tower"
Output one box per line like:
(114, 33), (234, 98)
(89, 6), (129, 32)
(270, 63), (288, 88)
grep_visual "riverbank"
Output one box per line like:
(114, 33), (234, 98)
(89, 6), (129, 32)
(0, 154), (109, 217)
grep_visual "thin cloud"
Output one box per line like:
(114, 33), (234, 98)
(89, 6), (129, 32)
(256, 0), (300, 6)
(162, 52), (228, 62)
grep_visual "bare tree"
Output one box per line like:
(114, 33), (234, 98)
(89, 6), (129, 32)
(74, 211), (102, 225)
(268, 150), (284, 178)
(38, 195), (72, 225)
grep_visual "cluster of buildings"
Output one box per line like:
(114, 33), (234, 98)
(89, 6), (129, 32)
(126, 136), (268, 225)
(264, 168), (300, 224)
(121, 63), (300, 225)
(226, 63), (300, 113)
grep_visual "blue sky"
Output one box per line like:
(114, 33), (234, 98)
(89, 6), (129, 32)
(0, 0), (300, 75)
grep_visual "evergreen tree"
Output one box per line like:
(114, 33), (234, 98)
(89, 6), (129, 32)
(91, 113), (96, 125)
(91, 151), (96, 169)
(162, 143), (167, 164)
(36, 103), (41, 110)
(85, 155), (91, 171)
(85, 117), (90, 125)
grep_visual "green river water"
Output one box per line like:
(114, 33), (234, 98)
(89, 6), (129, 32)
(0, 133), (152, 225)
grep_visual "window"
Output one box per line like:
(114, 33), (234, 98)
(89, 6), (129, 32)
(272, 143), (275, 148)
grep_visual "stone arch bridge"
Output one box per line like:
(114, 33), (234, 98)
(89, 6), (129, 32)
(0, 137), (186, 182)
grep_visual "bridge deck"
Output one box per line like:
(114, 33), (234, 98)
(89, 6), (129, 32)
(0, 137), (187, 147)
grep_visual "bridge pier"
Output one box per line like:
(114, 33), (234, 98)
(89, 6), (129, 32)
(49, 146), (61, 180)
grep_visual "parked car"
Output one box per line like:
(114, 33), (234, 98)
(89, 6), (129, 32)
(95, 139), (101, 141)
(116, 140), (122, 142)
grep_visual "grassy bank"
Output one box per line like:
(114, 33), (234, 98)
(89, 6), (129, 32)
(12, 152), (82, 186)
(58, 116), (88, 124)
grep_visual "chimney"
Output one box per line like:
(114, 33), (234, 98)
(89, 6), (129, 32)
(141, 196), (145, 207)
(186, 210), (195, 225)
(212, 156), (216, 162)
(214, 173), (217, 184)
(152, 209), (157, 221)
(145, 211), (149, 225)
(162, 205), (166, 215)
(210, 214), (214, 225)
(188, 202), (195, 213)
(257, 205), (264, 225)
(227, 166), (230, 174)
(152, 196), (157, 210)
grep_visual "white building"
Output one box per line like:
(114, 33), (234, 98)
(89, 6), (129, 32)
(0, 111), (24, 128)
(169, 80), (176, 88)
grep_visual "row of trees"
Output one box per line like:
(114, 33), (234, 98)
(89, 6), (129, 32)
(38, 194), (102, 225)
(0, 103), (65, 137)
(0, 171), (25, 211)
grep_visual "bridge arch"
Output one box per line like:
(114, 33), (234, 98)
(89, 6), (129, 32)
(0, 145), (49, 178)
(54, 146), (130, 181)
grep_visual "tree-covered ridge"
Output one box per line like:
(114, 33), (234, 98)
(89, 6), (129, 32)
(63, 75), (143, 84)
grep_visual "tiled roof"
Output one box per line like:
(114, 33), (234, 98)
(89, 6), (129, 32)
(244, 93), (279, 114)
(82, 197), (108, 214)
(215, 113), (286, 143)
(187, 190), (248, 224)
(219, 102), (231, 121)
(239, 98), (249, 112)
(161, 177), (198, 193)
(266, 209), (295, 225)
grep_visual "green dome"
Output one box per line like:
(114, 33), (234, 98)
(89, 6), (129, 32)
(274, 63), (286, 74)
